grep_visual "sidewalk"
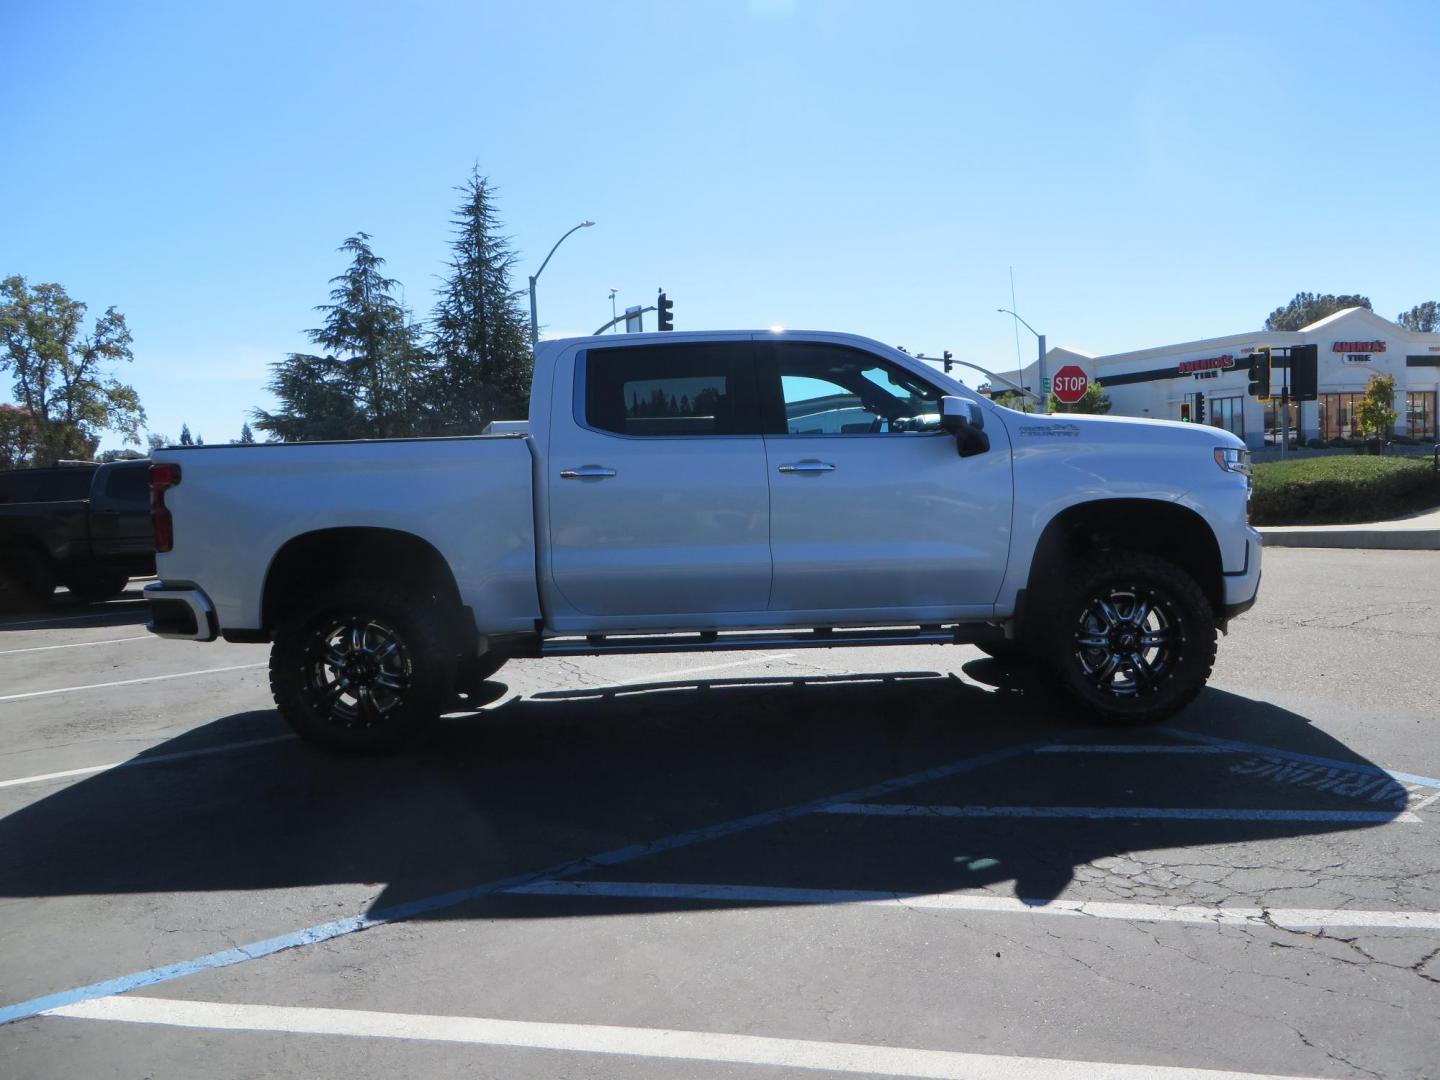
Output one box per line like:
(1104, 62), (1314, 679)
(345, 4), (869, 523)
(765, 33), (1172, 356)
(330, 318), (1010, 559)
(1258, 505), (1440, 550)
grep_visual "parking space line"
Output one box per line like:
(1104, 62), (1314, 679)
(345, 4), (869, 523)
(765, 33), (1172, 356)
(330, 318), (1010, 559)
(0, 608), (148, 630)
(0, 663), (265, 704)
(820, 803), (1422, 824)
(0, 739), (1045, 1025)
(506, 880), (1440, 931)
(0, 635), (155, 657)
(0, 734), (295, 790)
(43, 995), (1335, 1080)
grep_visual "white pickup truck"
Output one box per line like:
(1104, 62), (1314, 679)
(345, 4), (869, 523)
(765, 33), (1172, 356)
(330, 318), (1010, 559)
(146, 330), (1260, 752)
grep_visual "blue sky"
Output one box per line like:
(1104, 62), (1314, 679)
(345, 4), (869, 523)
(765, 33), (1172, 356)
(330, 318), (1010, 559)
(4, 0), (1438, 449)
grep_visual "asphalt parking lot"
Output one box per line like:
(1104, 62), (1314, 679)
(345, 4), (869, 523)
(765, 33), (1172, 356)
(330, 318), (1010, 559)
(1, 548), (1437, 1080)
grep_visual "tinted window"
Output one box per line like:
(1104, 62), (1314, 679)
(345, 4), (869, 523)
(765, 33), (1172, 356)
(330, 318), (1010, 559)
(763, 344), (943, 435)
(583, 342), (757, 437)
(0, 466), (96, 503)
(104, 463), (151, 503)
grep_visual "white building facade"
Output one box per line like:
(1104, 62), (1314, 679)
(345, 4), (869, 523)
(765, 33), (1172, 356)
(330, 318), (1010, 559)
(994, 307), (1439, 449)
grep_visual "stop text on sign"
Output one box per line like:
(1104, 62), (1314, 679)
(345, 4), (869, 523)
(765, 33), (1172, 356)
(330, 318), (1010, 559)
(1052, 364), (1089, 404)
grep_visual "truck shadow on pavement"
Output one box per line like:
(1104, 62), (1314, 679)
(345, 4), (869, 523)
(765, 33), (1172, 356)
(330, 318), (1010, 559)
(0, 667), (1419, 922)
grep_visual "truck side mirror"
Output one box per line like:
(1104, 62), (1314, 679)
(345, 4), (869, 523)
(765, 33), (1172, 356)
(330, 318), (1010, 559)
(939, 396), (990, 458)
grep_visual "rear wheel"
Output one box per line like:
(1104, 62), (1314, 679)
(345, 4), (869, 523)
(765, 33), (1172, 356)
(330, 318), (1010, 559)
(62, 569), (131, 604)
(1042, 552), (1216, 726)
(0, 548), (56, 611)
(270, 580), (457, 754)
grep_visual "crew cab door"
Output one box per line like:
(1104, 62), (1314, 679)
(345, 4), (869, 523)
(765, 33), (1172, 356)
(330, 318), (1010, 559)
(758, 340), (1012, 617)
(546, 339), (771, 618)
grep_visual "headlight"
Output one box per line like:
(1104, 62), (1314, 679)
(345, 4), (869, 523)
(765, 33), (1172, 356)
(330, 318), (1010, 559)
(1214, 446), (1251, 477)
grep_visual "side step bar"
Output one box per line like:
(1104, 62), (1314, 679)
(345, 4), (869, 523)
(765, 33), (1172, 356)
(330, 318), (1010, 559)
(541, 625), (991, 658)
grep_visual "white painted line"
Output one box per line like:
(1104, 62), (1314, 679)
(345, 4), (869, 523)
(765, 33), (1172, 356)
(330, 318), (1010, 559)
(0, 608), (146, 630)
(1411, 790), (1440, 813)
(0, 635), (155, 657)
(508, 880), (1440, 931)
(1037, 744), (1227, 754)
(0, 663), (266, 703)
(0, 734), (295, 790)
(44, 996), (1334, 1080)
(821, 802), (1421, 824)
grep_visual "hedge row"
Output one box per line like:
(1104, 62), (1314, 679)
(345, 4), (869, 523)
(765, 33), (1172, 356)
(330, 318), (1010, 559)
(1249, 456), (1440, 525)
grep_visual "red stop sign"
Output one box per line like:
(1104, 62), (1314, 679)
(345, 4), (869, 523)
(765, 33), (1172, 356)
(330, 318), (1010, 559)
(1052, 364), (1090, 404)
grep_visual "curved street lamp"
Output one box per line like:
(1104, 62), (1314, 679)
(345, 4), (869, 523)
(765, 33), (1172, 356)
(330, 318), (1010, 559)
(997, 307), (1048, 414)
(529, 221), (595, 346)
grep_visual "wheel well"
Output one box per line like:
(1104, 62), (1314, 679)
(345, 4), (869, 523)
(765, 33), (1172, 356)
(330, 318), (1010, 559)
(1025, 500), (1224, 618)
(261, 528), (471, 645)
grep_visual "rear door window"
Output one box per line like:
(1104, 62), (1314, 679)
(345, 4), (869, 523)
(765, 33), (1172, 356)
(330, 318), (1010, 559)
(581, 342), (760, 437)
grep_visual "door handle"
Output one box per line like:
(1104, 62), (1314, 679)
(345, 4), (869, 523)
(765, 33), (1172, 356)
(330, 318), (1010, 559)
(777, 460), (836, 474)
(560, 465), (617, 479)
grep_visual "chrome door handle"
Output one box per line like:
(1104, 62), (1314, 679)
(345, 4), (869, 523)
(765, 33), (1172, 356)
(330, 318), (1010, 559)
(559, 465), (617, 479)
(777, 461), (836, 473)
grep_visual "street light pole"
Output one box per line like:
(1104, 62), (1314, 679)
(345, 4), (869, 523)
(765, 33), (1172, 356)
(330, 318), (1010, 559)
(528, 220), (595, 346)
(997, 307), (1048, 414)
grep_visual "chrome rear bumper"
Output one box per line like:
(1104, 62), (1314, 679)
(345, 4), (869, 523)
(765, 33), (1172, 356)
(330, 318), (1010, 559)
(144, 582), (218, 642)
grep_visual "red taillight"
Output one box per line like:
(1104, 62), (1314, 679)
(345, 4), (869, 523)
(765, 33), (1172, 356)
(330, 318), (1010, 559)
(149, 463), (181, 553)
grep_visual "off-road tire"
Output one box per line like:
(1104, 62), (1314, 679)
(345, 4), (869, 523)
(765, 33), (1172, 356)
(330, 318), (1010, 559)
(0, 548), (56, 611)
(62, 569), (131, 604)
(270, 580), (457, 754)
(1041, 552), (1216, 726)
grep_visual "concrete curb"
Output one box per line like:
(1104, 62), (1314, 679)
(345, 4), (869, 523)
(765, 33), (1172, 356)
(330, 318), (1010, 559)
(1259, 527), (1440, 551)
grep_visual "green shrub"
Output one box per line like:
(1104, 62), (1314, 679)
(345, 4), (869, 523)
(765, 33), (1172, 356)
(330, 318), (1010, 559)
(1250, 456), (1440, 525)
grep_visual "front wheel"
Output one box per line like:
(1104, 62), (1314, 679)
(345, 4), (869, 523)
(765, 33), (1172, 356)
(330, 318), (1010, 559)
(270, 580), (457, 754)
(1042, 552), (1216, 726)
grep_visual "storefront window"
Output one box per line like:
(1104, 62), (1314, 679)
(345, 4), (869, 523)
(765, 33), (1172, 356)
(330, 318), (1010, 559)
(1263, 400), (1298, 445)
(1208, 396), (1243, 438)
(1319, 392), (1366, 440)
(1407, 392), (1436, 441)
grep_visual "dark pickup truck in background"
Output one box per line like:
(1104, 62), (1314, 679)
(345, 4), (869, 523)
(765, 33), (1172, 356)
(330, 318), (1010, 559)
(0, 460), (155, 608)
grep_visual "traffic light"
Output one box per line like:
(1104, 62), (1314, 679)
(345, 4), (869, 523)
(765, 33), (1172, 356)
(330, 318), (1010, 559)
(1289, 344), (1318, 401)
(1247, 346), (1272, 401)
(1179, 402), (1192, 423)
(943, 350), (954, 373)
(1194, 392), (1205, 425)
(657, 290), (674, 332)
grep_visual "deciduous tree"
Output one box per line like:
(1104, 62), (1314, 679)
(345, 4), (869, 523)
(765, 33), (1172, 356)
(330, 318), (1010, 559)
(0, 275), (144, 464)
(1354, 373), (1397, 440)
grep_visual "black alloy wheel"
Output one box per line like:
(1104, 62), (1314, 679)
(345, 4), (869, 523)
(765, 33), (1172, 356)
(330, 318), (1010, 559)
(270, 580), (455, 754)
(304, 616), (414, 730)
(1045, 552), (1216, 726)
(1071, 583), (1183, 699)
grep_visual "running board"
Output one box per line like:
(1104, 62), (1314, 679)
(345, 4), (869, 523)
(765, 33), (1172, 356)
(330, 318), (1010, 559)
(541, 626), (983, 657)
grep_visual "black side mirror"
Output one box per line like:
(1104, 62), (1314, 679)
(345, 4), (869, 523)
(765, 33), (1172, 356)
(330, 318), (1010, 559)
(939, 395), (990, 458)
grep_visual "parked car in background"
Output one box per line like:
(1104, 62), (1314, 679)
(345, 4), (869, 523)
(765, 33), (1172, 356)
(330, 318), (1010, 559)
(0, 460), (156, 608)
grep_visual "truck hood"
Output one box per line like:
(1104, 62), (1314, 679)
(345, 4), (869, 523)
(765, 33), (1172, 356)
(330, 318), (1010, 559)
(990, 408), (1246, 451)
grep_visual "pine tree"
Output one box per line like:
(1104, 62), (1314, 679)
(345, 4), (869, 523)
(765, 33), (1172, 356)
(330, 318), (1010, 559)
(429, 170), (533, 432)
(179, 424), (193, 446)
(254, 234), (432, 441)
(238, 422), (255, 444)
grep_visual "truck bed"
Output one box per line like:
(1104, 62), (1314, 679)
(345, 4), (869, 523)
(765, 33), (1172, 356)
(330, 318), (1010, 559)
(154, 436), (541, 634)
